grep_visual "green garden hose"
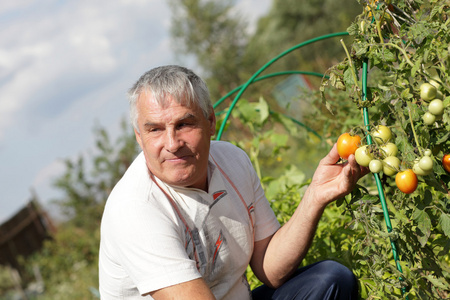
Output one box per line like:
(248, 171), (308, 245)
(215, 32), (349, 141)
(213, 70), (327, 140)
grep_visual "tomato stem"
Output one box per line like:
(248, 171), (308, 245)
(340, 39), (362, 105)
(407, 101), (423, 157)
(382, 42), (434, 81)
(375, 19), (385, 44)
(383, 42), (414, 67)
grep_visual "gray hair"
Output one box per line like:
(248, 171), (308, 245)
(128, 65), (212, 131)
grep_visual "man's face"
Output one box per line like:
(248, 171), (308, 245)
(134, 91), (216, 191)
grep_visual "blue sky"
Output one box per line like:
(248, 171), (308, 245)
(0, 0), (271, 223)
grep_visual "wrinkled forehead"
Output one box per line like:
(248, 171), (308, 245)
(139, 88), (196, 111)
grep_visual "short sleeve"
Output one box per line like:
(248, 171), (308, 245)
(104, 190), (202, 295)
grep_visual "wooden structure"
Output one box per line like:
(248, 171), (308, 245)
(0, 199), (55, 270)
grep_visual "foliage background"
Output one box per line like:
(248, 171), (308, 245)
(1, 0), (449, 299)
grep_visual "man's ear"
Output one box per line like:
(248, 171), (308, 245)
(134, 128), (143, 149)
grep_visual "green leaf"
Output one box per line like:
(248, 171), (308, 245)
(346, 22), (359, 36)
(411, 57), (422, 77)
(255, 97), (269, 124)
(235, 99), (257, 122)
(400, 88), (412, 100)
(443, 95), (450, 107)
(329, 71), (346, 91)
(412, 209), (432, 247)
(343, 67), (355, 86)
(381, 48), (396, 63)
(439, 213), (450, 237)
(425, 275), (450, 290)
(436, 131), (450, 144)
(270, 133), (288, 148)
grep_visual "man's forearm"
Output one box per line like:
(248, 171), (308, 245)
(251, 145), (365, 288)
(256, 188), (326, 288)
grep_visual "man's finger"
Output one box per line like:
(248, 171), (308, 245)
(320, 143), (341, 166)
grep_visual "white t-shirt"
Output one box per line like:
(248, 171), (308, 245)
(99, 141), (280, 299)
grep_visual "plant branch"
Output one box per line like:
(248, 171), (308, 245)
(340, 39), (362, 105)
(407, 101), (422, 157)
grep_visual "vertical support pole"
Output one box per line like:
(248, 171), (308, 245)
(361, 59), (408, 298)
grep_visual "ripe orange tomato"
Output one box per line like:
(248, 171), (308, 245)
(395, 169), (418, 194)
(443, 154), (450, 173)
(337, 133), (361, 160)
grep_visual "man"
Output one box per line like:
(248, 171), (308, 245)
(99, 65), (366, 299)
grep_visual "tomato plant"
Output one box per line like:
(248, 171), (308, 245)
(321, 0), (450, 297)
(337, 132), (361, 159)
(395, 169), (418, 194)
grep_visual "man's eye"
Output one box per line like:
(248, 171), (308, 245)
(177, 123), (190, 129)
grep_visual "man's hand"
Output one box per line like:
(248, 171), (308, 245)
(307, 143), (369, 210)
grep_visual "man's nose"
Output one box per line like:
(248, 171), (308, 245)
(165, 129), (183, 153)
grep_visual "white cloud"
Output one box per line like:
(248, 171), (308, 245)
(0, 0), (173, 142)
(32, 159), (66, 188)
(0, 0), (272, 223)
(233, 0), (272, 34)
(0, 0), (174, 221)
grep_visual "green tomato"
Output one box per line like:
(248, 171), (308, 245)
(413, 161), (432, 176)
(383, 156), (400, 176)
(429, 76), (442, 89)
(424, 149), (432, 156)
(355, 145), (373, 167)
(420, 82), (437, 102)
(369, 159), (383, 173)
(372, 125), (392, 145)
(422, 112), (436, 125)
(380, 142), (398, 158)
(428, 99), (444, 116)
(419, 156), (434, 171)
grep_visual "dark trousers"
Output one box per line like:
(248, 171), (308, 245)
(251, 260), (359, 300)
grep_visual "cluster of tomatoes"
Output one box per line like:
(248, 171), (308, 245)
(337, 126), (450, 194)
(420, 80), (446, 125)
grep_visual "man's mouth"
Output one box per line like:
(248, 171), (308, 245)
(164, 155), (192, 163)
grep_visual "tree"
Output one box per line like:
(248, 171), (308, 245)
(53, 119), (139, 229)
(246, 0), (361, 73)
(16, 119), (140, 299)
(320, 0), (450, 297)
(169, 0), (250, 100)
(169, 0), (362, 100)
